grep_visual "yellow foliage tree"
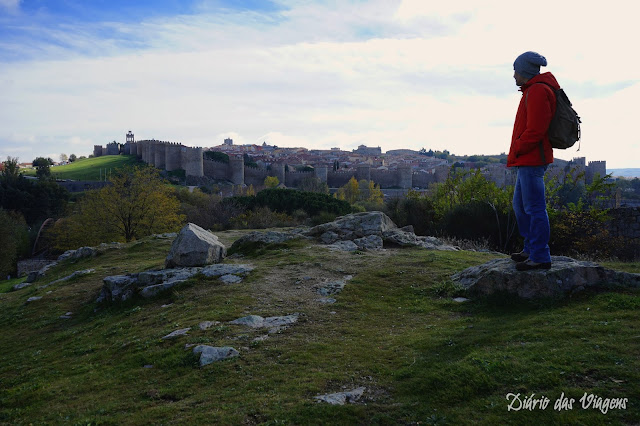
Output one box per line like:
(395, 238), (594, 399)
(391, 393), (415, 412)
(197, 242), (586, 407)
(264, 176), (280, 188)
(50, 166), (184, 247)
(336, 176), (361, 204)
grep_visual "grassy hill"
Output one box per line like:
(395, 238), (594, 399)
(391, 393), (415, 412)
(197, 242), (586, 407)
(22, 155), (141, 181)
(1, 232), (638, 424)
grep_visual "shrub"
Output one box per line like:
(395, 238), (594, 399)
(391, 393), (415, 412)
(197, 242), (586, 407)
(230, 206), (297, 229)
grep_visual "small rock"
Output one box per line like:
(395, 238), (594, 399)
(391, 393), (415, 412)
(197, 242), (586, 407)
(317, 275), (353, 296)
(229, 315), (265, 328)
(12, 282), (32, 290)
(162, 327), (191, 339)
(199, 321), (221, 330)
(453, 297), (470, 303)
(314, 387), (366, 405)
(317, 297), (337, 304)
(59, 312), (73, 319)
(193, 345), (239, 366)
(219, 274), (242, 284)
(26, 296), (42, 303)
(161, 304), (173, 308)
(143, 365), (154, 369)
(325, 240), (358, 252)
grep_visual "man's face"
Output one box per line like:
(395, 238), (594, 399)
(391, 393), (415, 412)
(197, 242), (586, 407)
(514, 71), (528, 87)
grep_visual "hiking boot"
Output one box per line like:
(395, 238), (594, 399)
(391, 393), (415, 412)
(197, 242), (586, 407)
(510, 251), (529, 262)
(516, 259), (552, 271)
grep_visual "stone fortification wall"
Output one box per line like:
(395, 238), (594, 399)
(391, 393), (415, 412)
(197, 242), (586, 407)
(327, 170), (357, 188)
(165, 143), (182, 171)
(244, 166), (267, 186)
(370, 170), (399, 188)
(285, 170), (314, 188)
(412, 171), (437, 189)
(203, 159), (230, 181)
(154, 142), (166, 169)
(229, 156), (245, 185)
(93, 145), (103, 157)
(397, 166), (413, 189)
(314, 166), (328, 183)
(271, 163), (286, 185)
(183, 146), (204, 177)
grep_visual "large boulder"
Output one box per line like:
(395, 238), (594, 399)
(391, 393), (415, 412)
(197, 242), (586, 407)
(307, 212), (397, 241)
(165, 223), (226, 268)
(452, 256), (640, 299)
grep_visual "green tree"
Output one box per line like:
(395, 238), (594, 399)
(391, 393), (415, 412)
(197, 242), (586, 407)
(69, 154), (77, 162)
(33, 157), (53, 180)
(2, 157), (20, 180)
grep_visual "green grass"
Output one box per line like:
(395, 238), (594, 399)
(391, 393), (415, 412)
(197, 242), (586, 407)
(0, 234), (638, 425)
(22, 155), (141, 180)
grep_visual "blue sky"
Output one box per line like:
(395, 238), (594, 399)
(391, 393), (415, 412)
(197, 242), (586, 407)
(1, 0), (639, 168)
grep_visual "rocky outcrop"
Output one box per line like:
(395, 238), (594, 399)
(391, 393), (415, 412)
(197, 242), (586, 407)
(314, 387), (366, 405)
(305, 211), (457, 251)
(452, 256), (640, 299)
(97, 264), (254, 303)
(165, 223), (226, 268)
(192, 345), (239, 366)
(307, 211), (396, 242)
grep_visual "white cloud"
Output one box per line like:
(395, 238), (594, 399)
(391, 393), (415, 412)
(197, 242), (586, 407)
(0, 0), (20, 14)
(0, 0), (638, 168)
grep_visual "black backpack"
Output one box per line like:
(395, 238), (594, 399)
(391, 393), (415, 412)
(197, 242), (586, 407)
(527, 82), (581, 149)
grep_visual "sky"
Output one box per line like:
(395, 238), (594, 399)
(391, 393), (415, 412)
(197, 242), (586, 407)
(1, 0), (638, 169)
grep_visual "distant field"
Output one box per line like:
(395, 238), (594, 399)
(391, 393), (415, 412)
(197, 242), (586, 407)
(22, 155), (141, 181)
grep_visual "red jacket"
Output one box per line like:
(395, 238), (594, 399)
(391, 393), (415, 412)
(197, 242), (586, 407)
(507, 72), (559, 167)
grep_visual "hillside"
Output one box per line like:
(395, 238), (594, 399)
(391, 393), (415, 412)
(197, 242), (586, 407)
(22, 155), (141, 180)
(1, 231), (638, 424)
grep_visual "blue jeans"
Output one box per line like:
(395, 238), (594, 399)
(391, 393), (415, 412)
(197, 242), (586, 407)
(513, 166), (551, 263)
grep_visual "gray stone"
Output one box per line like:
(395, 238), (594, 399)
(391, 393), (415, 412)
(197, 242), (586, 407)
(165, 223), (226, 268)
(97, 275), (139, 303)
(317, 297), (337, 304)
(59, 312), (73, 319)
(97, 264), (254, 303)
(12, 282), (32, 291)
(314, 387), (366, 405)
(320, 231), (340, 244)
(263, 314), (299, 328)
(317, 276), (353, 296)
(39, 269), (95, 289)
(199, 321), (221, 330)
(453, 297), (470, 303)
(307, 212), (397, 240)
(230, 230), (302, 249)
(140, 282), (178, 298)
(229, 315), (265, 328)
(26, 296), (42, 303)
(326, 240), (359, 252)
(354, 235), (383, 251)
(162, 327), (191, 339)
(229, 314), (299, 330)
(219, 274), (243, 284)
(193, 345), (239, 366)
(452, 256), (640, 299)
(201, 264), (254, 278)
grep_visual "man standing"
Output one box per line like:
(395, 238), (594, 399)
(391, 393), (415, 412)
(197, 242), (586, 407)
(508, 51), (559, 271)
